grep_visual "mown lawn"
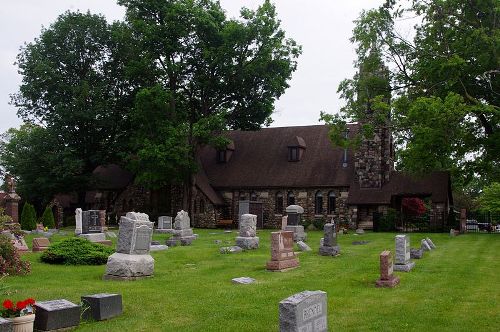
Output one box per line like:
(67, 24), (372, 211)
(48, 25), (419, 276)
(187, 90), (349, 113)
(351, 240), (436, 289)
(5, 229), (500, 331)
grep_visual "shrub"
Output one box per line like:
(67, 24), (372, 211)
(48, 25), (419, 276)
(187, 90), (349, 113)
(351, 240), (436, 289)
(0, 209), (12, 231)
(20, 203), (37, 231)
(378, 208), (397, 232)
(41, 206), (55, 229)
(312, 217), (327, 231)
(41, 238), (114, 265)
(300, 218), (312, 229)
(0, 235), (31, 275)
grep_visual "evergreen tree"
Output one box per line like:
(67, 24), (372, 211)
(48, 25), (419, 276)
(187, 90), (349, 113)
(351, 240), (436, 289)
(20, 203), (37, 231)
(41, 206), (55, 229)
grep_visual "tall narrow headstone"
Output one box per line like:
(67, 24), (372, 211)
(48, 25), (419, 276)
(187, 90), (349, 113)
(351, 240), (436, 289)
(284, 205), (307, 242)
(319, 223), (340, 256)
(281, 215), (288, 231)
(279, 290), (328, 332)
(393, 235), (415, 272)
(235, 214), (259, 249)
(75, 208), (82, 235)
(375, 250), (400, 288)
(266, 231), (299, 271)
(166, 210), (195, 246)
(103, 212), (154, 280)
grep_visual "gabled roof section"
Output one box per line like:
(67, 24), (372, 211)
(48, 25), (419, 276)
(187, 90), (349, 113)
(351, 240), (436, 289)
(199, 125), (357, 188)
(347, 171), (452, 205)
(92, 164), (134, 190)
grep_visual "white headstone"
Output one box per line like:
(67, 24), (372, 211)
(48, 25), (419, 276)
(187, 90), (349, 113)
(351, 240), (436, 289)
(75, 208), (82, 235)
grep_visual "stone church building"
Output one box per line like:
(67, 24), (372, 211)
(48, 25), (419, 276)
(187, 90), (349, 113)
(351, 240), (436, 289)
(65, 122), (452, 230)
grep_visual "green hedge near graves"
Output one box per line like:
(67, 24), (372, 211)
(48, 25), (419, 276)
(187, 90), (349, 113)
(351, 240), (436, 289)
(41, 238), (114, 265)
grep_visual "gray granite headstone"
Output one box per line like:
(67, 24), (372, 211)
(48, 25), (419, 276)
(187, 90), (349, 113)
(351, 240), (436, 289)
(158, 216), (172, 230)
(421, 239), (432, 251)
(297, 241), (312, 251)
(117, 212), (154, 255)
(426, 238), (436, 249)
(81, 293), (122, 321)
(319, 223), (340, 256)
(410, 248), (423, 259)
(394, 234), (415, 271)
(279, 290), (327, 332)
(235, 214), (259, 249)
(34, 299), (80, 331)
(0, 317), (13, 332)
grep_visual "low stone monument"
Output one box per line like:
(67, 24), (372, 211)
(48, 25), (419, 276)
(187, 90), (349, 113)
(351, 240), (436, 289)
(410, 248), (423, 259)
(266, 231), (299, 272)
(375, 250), (400, 288)
(34, 299), (80, 331)
(32, 238), (50, 252)
(394, 235), (415, 272)
(284, 205), (307, 242)
(421, 239), (432, 251)
(279, 290), (328, 332)
(103, 212), (154, 280)
(78, 210), (106, 242)
(156, 216), (173, 234)
(319, 223), (340, 256)
(296, 241), (312, 251)
(235, 214), (259, 249)
(81, 294), (122, 321)
(166, 210), (195, 246)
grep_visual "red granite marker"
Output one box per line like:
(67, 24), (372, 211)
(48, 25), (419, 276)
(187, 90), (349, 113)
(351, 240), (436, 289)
(266, 231), (299, 271)
(375, 250), (400, 288)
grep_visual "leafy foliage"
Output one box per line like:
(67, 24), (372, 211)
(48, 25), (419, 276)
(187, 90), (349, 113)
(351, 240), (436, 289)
(41, 206), (55, 229)
(40, 237), (114, 265)
(20, 203), (37, 231)
(0, 235), (31, 276)
(477, 182), (500, 213)
(401, 198), (427, 216)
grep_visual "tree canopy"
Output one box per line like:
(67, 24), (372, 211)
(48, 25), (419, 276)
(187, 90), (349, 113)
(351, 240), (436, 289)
(322, 0), (499, 191)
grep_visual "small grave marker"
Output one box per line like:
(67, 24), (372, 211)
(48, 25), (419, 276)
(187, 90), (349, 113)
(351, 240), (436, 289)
(81, 293), (122, 321)
(34, 299), (80, 331)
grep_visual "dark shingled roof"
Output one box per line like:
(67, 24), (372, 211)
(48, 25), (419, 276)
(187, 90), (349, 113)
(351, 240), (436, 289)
(347, 171), (452, 204)
(194, 167), (225, 206)
(92, 164), (134, 190)
(199, 125), (356, 189)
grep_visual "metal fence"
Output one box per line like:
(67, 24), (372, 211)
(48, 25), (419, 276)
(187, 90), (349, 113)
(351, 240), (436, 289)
(373, 210), (447, 233)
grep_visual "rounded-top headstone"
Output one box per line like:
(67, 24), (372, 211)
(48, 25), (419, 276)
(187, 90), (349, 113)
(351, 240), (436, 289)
(285, 205), (304, 214)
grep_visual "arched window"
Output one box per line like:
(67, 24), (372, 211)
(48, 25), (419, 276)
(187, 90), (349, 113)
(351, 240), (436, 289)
(315, 191), (323, 214)
(200, 199), (205, 213)
(250, 191), (258, 201)
(275, 192), (284, 214)
(328, 191), (336, 214)
(287, 191), (295, 206)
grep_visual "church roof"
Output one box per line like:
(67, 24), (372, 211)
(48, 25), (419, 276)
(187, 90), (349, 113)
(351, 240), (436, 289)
(199, 125), (357, 189)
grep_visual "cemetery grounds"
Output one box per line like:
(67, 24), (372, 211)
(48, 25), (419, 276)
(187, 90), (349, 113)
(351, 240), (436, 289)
(4, 230), (499, 331)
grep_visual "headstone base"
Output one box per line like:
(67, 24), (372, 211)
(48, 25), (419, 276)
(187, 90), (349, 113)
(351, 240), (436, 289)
(81, 294), (122, 321)
(78, 233), (106, 242)
(284, 225), (307, 242)
(155, 229), (174, 234)
(103, 253), (154, 280)
(235, 236), (259, 249)
(375, 276), (400, 288)
(394, 261), (415, 272)
(319, 245), (340, 256)
(150, 245), (168, 251)
(410, 248), (423, 259)
(266, 258), (299, 271)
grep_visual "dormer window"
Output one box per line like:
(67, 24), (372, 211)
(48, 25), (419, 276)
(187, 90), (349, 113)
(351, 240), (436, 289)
(287, 136), (306, 162)
(216, 140), (235, 163)
(216, 150), (226, 163)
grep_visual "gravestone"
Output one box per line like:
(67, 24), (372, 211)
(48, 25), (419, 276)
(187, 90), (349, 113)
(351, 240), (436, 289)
(166, 210), (195, 246)
(281, 216), (288, 231)
(81, 294), (122, 321)
(393, 235), (415, 272)
(426, 238), (436, 249)
(279, 290), (328, 332)
(421, 239), (432, 251)
(82, 210), (102, 233)
(232, 277), (256, 284)
(3, 231), (29, 253)
(32, 237), (50, 252)
(104, 212), (155, 280)
(235, 214), (259, 249)
(34, 299), (80, 331)
(266, 231), (299, 271)
(410, 248), (423, 259)
(220, 246), (243, 254)
(319, 223), (340, 256)
(284, 205), (307, 242)
(0, 317), (13, 332)
(296, 241), (312, 252)
(156, 216), (174, 234)
(375, 250), (400, 288)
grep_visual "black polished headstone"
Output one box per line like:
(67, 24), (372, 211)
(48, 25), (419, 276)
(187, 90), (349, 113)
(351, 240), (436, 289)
(82, 210), (102, 234)
(81, 293), (122, 321)
(34, 299), (80, 331)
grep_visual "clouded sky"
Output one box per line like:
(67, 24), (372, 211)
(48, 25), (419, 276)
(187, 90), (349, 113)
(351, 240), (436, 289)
(0, 0), (383, 134)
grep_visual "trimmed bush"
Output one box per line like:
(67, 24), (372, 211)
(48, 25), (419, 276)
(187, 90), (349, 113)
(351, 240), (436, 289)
(41, 238), (114, 265)
(20, 203), (37, 231)
(0, 235), (31, 275)
(41, 206), (55, 229)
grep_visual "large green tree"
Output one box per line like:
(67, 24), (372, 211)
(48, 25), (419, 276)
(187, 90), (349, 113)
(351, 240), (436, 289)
(323, 0), (499, 190)
(120, 0), (301, 210)
(8, 11), (139, 203)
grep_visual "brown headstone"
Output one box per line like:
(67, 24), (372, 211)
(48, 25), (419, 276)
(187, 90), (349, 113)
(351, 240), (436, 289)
(33, 238), (51, 252)
(12, 236), (29, 253)
(375, 250), (400, 288)
(266, 231), (299, 272)
(460, 209), (467, 234)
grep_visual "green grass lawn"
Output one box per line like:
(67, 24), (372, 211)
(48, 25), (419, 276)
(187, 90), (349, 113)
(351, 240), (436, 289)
(5, 229), (500, 331)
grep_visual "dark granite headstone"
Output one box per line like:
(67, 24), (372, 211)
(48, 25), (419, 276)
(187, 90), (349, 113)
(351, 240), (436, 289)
(81, 293), (122, 321)
(0, 317), (13, 332)
(34, 299), (80, 331)
(82, 210), (102, 234)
